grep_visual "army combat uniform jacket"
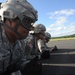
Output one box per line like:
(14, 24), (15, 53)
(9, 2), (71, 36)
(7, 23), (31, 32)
(25, 34), (51, 55)
(37, 39), (53, 52)
(0, 24), (30, 75)
(24, 34), (40, 57)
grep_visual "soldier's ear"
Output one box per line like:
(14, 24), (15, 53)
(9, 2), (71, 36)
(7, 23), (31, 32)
(5, 18), (12, 26)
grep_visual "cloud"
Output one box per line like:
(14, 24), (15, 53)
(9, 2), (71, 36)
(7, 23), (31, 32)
(47, 9), (75, 37)
(55, 16), (67, 25)
(48, 9), (75, 19)
(47, 24), (75, 37)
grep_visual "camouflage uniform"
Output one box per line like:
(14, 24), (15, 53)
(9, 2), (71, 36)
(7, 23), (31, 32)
(0, 24), (30, 75)
(25, 33), (51, 60)
(37, 39), (53, 52)
(0, 0), (38, 75)
(42, 32), (57, 52)
(24, 34), (34, 59)
(38, 31), (51, 52)
(26, 24), (47, 58)
(24, 34), (40, 55)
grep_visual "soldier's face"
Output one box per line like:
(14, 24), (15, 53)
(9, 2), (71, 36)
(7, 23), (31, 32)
(43, 37), (49, 43)
(38, 33), (45, 39)
(16, 25), (29, 39)
(5, 18), (29, 40)
(43, 38), (47, 43)
(15, 17), (34, 39)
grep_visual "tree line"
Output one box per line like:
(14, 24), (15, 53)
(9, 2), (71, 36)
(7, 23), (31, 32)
(52, 34), (75, 39)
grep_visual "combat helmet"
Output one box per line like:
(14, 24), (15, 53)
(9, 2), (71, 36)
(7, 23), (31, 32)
(45, 32), (51, 40)
(0, 0), (38, 29)
(30, 24), (46, 34)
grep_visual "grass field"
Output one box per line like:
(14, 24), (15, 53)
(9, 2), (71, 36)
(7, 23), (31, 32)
(51, 37), (75, 41)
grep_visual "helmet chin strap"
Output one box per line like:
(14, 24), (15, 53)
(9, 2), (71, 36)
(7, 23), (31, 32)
(4, 22), (27, 39)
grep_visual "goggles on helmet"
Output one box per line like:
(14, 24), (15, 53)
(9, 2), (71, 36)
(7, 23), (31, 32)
(18, 16), (35, 31)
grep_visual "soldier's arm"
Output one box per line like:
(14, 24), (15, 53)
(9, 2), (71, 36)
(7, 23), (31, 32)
(18, 56), (42, 75)
(37, 39), (49, 52)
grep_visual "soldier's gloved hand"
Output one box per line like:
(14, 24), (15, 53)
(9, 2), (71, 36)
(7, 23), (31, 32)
(3, 63), (19, 75)
(21, 56), (42, 75)
(52, 45), (58, 51)
(41, 50), (50, 59)
(28, 56), (39, 64)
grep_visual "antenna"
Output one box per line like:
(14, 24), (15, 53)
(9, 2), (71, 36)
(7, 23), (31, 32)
(0, 3), (2, 9)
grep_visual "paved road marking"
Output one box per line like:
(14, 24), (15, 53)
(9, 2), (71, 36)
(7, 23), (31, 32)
(42, 63), (75, 67)
(50, 51), (75, 55)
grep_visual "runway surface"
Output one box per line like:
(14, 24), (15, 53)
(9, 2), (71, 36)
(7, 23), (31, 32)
(41, 39), (75, 75)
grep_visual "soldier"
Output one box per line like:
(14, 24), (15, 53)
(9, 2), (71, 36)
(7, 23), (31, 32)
(35, 31), (57, 59)
(0, 0), (42, 75)
(37, 32), (51, 59)
(44, 32), (51, 43)
(43, 32), (57, 52)
(37, 32), (51, 52)
(27, 24), (50, 59)
(29, 24), (46, 54)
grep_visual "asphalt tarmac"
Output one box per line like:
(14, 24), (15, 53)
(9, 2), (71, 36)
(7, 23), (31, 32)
(41, 40), (75, 75)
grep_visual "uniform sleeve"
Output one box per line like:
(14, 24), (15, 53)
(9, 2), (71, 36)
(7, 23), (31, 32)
(37, 39), (46, 52)
(17, 57), (30, 70)
(24, 35), (34, 57)
(0, 47), (10, 74)
(16, 36), (34, 70)
(37, 39), (51, 53)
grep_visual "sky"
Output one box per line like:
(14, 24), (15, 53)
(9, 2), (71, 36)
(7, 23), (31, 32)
(0, 0), (75, 37)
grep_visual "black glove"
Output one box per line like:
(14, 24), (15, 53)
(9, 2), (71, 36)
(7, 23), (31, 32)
(52, 45), (58, 51)
(28, 56), (39, 64)
(41, 50), (50, 59)
(21, 56), (42, 75)
(3, 63), (19, 75)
